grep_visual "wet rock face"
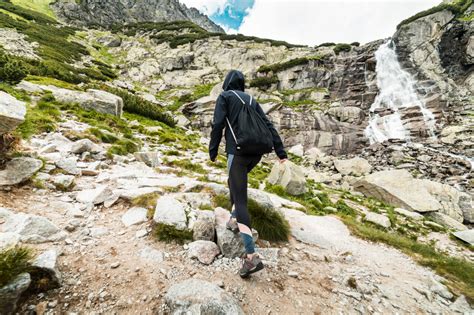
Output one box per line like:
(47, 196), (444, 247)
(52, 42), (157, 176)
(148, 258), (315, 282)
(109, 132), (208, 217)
(438, 20), (474, 80)
(51, 0), (224, 33)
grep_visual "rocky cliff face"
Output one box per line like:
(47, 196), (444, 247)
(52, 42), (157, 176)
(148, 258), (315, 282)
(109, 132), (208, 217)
(51, 0), (224, 33)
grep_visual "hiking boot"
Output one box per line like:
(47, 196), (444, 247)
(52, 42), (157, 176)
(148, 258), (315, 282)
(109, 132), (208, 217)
(226, 218), (239, 234)
(239, 254), (264, 278)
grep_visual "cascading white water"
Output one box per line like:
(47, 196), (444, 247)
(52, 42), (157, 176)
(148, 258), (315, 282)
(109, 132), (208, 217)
(364, 41), (437, 144)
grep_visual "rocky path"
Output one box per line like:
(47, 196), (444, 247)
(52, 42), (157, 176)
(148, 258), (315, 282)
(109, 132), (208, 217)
(0, 118), (472, 314)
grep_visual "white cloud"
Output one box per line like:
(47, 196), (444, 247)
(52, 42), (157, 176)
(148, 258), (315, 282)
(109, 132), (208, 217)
(179, 0), (228, 15)
(238, 0), (441, 46)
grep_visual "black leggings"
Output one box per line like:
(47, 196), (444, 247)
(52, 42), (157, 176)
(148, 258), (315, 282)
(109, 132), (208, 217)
(227, 154), (261, 253)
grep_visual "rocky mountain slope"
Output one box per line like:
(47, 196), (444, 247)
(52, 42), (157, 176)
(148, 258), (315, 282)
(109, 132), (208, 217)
(0, 0), (473, 313)
(52, 0), (224, 33)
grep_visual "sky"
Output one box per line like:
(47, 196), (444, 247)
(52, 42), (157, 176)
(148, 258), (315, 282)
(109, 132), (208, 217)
(179, 0), (441, 46)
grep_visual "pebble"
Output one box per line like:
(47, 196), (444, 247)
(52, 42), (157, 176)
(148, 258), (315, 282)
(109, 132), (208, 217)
(110, 262), (120, 269)
(288, 271), (299, 278)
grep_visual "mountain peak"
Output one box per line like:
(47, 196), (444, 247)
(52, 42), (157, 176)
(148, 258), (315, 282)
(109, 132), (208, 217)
(51, 0), (224, 33)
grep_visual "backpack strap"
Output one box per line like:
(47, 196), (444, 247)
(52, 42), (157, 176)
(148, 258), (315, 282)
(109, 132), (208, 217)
(230, 90), (254, 107)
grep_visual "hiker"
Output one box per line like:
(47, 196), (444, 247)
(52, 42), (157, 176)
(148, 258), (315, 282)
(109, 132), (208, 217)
(209, 70), (288, 278)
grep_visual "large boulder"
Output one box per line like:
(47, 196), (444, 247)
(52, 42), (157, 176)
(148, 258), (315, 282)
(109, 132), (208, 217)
(2, 211), (65, 243)
(164, 279), (244, 315)
(153, 195), (187, 230)
(76, 185), (113, 205)
(267, 161), (307, 195)
(0, 91), (26, 134)
(0, 273), (31, 315)
(334, 157), (372, 176)
(354, 170), (472, 223)
(0, 157), (43, 186)
(16, 83), (123, 117)
(31, 249), (61, 288)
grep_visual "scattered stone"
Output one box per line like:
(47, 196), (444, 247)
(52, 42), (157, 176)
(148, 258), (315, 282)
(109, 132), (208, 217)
(31, 249), (61, 288)
(452, 230), (474, 245)
(394, 208), (424, 220)
(187, 240), (220, 265)
(267, 161), (307, 195)
(55, 157), (80, 175)
(139, 246), (164, 263)
(426, 212), (467, 231)
(52, 174), (75, 189)
(450, 295), (473, 313)
(110, 262), (120, 269)
(164, 279), (244, 315)
(429, 277), (453, 300)
(0, 157), (43, 186)
(121, 207), (148, 227)
(153, 195), (187, 230)
(0, 273), (31, 315)
(76, 185), (113, 205)
(71, 139), (101, 154)
(288, 271), (299, 278)
(364, 212), (391, 229)
(89, 227), (109, 238)
(134, 152), (161, 167)
(0, 91), (26, 134)
(324, 206), (338, 213)
(334, 157), (372, 176)
(288, 144), (304, 157)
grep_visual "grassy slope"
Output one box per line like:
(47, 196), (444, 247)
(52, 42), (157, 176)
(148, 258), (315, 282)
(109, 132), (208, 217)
(11, 0), (56, 19)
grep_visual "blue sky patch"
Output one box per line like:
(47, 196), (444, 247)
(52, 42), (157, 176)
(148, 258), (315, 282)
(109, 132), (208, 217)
(210, 0), (255, 31)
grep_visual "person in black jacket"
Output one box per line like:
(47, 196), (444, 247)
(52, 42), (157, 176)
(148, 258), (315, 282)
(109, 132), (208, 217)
(209, 70), (288, 278)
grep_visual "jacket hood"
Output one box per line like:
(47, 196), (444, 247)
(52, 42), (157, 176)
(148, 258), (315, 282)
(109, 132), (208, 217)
(222, 70), (245, 92)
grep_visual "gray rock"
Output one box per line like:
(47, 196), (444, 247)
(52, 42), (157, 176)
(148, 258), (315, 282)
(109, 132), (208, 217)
(3, 211), (65, 243)
(364, 212), (391, 229)
(31, 249), (61, 288)
(0, 232), (20, 250)
(452, 230), (474, 245)
(0, 157), (43, 186)
(450, 295), (473, 313)
(394, 207), (424, 220)
(267, 161), (307, 195)
(334, 157), (372, 176)
(0, 273), (31, 315)
(52, 174), (75, 189)
(429, 277), (453, 300)
(71, 139), (101, 154)
(192, 211), (215, 241)
(55, 157), (80, 175)
(0, 91), (26, 134)
(139, 246), (164, 263)
(76, 185), (113, 205)
(121, 207), (148, 227)
(187, 240), (220, 265)
(134, 152), (161, 167)
(425, 212), (467, 231)
(354, 170), (471, 223)
(153, 195), (187, 230)
(89, 226), (109, 238)
(164, 279), (244, 315)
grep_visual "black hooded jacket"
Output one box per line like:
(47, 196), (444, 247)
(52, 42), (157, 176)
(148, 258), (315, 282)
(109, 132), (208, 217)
(209, 70), (288, 161)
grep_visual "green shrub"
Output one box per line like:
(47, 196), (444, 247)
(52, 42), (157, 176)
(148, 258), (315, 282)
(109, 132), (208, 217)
(249, 75), (279, 88)
(248, 198), (290, 242)
(350, 42), (360, 47)
(317, 42), (336, 47)
(0, 58), (28, 84)
(154, 223), (193, 244)
(397, 0), (473, 29)
(333, 43), (352, 55)
(0, 246), (34, 287)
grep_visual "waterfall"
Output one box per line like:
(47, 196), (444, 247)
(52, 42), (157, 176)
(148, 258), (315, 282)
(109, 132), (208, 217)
(364, 41), (437, 144)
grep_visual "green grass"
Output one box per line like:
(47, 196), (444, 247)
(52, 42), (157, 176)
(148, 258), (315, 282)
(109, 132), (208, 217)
(166, 158), (206, 174)
(0, 246), (34, 287)
(212, 194), (290, 242)
(154, 223), (193, 244)
(249, 75), (279, 88)
(16, 93), (61, 139)
(397, 0), (473, 29)
(11, 0), (56, 19)
(26, 75), (80, 90)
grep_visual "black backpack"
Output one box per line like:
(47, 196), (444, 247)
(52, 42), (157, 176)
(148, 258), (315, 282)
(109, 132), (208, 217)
(225, 90), (273, 155)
